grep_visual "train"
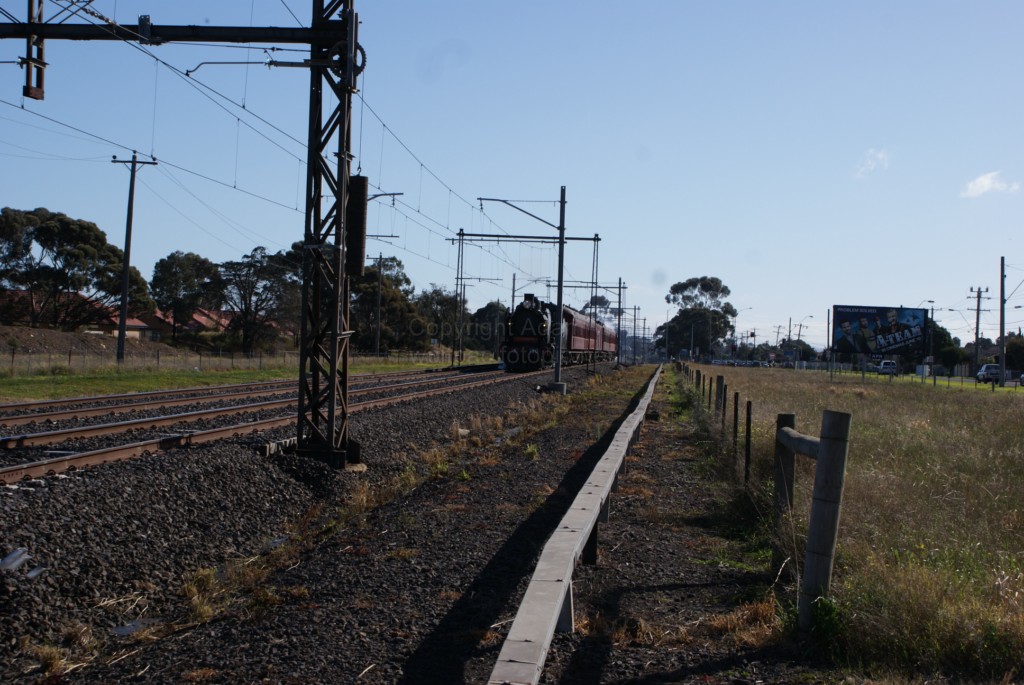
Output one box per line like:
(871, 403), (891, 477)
(502, 293), (618, 371)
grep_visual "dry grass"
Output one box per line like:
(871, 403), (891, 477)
(694, 364), (1024, 678)
(705, 596), (781, 646)
(576, 611), (692, 647)
(25, 642), (66, 675)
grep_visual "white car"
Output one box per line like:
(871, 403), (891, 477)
(976, 364), (1002, 383)
(878, 360), (897, 375)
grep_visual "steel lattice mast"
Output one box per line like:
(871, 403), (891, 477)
(1, 1), (364, 467)
(295, 0), (362, 468)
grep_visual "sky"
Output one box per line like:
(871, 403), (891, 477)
(2, 0), (1024, 352)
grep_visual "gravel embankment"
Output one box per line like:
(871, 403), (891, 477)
(2, 365), (630, 683)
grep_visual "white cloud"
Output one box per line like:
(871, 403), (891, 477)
(961, 171), (1021, 198)
(856, 148), (890, 178)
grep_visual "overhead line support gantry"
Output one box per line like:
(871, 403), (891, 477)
(2, 1), (366, 469)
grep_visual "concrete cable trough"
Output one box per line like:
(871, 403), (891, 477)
(488, 364), (664, 685)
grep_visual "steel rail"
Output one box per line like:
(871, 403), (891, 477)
(0, 380), (293, 414)
(0, 367), (463, 416)
(0, 369), (546, 483)
(0, 370), (479, 428)
(0, 371), (507, 447)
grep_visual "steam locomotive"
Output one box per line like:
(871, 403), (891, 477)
(502, 293), (617, 371)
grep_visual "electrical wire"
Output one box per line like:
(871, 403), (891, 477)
(0, 97), (303, 214)
(10, 6), (576, 309)
(46, 4), (308, 159)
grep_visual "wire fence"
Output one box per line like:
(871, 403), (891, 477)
(2, 348), (466, 377)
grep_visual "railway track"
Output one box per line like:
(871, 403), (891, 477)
(0, 368), (486, 429)
(0, 366), (481, 423)
(0, 365), (540, 483)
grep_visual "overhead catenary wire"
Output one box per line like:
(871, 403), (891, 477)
(5, 6), (585, 311)
(0, 96), (304, 216)
(43, 5), (309, 159)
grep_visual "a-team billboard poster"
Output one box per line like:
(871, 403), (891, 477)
(832, 305), (928, 356)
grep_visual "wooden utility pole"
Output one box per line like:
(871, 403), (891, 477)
(2, 2), (366, 468)
(971, 286), (988, 374)
(111, 152), (157, 363)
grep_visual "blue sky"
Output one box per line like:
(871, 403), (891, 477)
(2, 0), (1023, 351)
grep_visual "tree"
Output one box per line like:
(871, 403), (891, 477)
(467, 300), (508, 355)
(666, 276), (736, 315)
(938, 345), (968, 375)
(583, 294), (611, 317)
(150, 251), (222, 342)
(1004, 334), (1024, 371)
(0, 207), (152, 330)
(661, 276), (737, 357)
(219, 247), (290, 353)
(413, 285), (466, 354)
(349, 256), (427, 353)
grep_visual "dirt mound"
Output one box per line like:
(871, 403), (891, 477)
(0, 325), (176, 357)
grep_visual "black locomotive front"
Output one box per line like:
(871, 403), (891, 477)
(502, 293), (553, 371)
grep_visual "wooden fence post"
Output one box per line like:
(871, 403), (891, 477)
(719, 379), (727, 433)
(732, 391), (739, 459)
(772, 413), (796, 577)
(744, 400), (752, 484)
(798, 410), (852, 639)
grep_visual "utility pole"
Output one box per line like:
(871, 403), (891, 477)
(111, 152), (156, 364)
(971, 286), (988, 373)
(376, 253), (383, 357)
(641, 318), (646, 363)
(616, 278), (623, 365)
(453, 229), (464, 367)
(554, 186), (567, 391)
(1000, 258), (1006, 386)
(665, 311), (671, 361)
(371, 253), (398, 358)
(626, 305), (634, 366)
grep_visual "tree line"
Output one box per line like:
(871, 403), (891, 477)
(654, 275), (1024, 372)
(0, 207), (508, 355)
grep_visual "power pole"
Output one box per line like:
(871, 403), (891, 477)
(971, 286), (988, 373)
(999, 258), (1006, 386)
(0, 3), (368, 468)
(453, 229), (464, 367)
(626, 307), (634, 366)
(641, 318), (646, 363)
(554, 187), (567, 390)
(372, 253), (398, 358)
(665, 312), (671, 361)
(616, 278), (623, 365)
(111, 152), (157, 364)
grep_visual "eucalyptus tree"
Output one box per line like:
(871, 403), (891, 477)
(0, 207), (151, 329)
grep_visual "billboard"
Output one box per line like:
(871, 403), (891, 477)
(832, 305), (928, 357)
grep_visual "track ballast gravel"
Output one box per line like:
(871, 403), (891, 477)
(2, 365), (844, 684)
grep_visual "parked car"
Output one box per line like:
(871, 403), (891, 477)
(878, 360), (897, 375)
(976, 364), (1002, 383)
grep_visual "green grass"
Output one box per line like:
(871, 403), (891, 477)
(0, 353), (497, 402)
(0, 368), (295, 402)
(692, 364), (1024, 680)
